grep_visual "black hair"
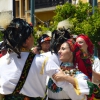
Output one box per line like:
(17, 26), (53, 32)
(50, 29), (71, 54)
(0, 18), (33, 58)
(37, 34), (50, 50)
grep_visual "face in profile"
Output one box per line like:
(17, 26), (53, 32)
(23, 34), (34, 49)
(76, 37), (88, 52)
(58, 42), (73, 63)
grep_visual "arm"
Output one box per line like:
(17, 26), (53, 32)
(92, 57), (100, 84)
(52, 69), (100, 97)
(43, 58), (88, 95)
(52, 70), (89, 95)
(52, 69), (76, 87)
(41, 56), (100, 99)
(92, 70), (100, 81)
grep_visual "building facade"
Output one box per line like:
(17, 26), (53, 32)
(15, 0), (100, 25)
(0, 0), (13, 13)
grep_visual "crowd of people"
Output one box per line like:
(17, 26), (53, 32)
(0, 12), (100, 100)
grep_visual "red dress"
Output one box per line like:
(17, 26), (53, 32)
(0, 53), (3, 58)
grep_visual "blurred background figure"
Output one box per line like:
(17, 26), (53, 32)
(0, 41), (7, 58)
(31, 34), (51, 54)
(37, 34), (51, 53)
(76, 34), (100, 85)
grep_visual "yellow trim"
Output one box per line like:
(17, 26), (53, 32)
(40, 50), (45, 54)
(74, 78), (81, 95)
(40, 57), (49, 75)
(82, 95), (86, 100)
(42, 86), (47, 100)
(20, 47), (30, 52)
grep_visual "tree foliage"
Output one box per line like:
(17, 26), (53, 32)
(1, 1), (99, 47)
(53, 1), (100, 47)
(0, 31), (3, 41)
(33, 20), (57, 45)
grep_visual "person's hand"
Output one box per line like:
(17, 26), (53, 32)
(52, 69), (66, 82)
(53, 69), (76, 87)
(31, 47), (40, 54)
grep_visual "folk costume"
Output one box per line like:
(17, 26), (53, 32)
(0, 14), (100, 100)
(48, 39), (88, 100)
(37, 34), (51, 53)
(92, 56), (100, 85)
(0, 17), (61, 100)
(0, 15), (84, 100)
(74, 34), (94, 80)
(47, 32), (100, 100)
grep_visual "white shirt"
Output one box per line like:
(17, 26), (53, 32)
(92, 56), (100, 85)
(0, 52), (87, 100)
(92, 56), (100, 72)
(0, 52), (62, 98)
(41, 52), (61, 85)
(42, 52), (86, 100)
(0, 52), (47, 97)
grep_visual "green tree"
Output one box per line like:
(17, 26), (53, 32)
(33, 20), (57, 46)
(0, 31), (3, 41)
(53, 1), (100, 47)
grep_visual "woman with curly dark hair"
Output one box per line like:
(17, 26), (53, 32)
(53, 34), (100, 100)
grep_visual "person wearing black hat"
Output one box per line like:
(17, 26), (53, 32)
(0, 12), (58, 100)
(0, 13), (100, 100)
(0, 12), (79, 100)
(37, 34), (51, 53)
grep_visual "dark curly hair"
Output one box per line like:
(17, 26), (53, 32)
(1, 18), (33, 58)
(50, 29), (71, 54)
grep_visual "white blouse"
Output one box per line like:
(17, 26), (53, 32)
(40, 52), (86, 100)
(0, 52), (96, 100)
(0, 52), (65, 98)
(0, 52), (47, 97)
(92, 56), (100, 85)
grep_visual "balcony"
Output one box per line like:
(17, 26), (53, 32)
(35, 0), (66, 9)
(26, 0), (72, 13)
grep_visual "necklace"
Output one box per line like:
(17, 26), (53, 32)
(61, 62), (81, 77)
(61, 62), (74, 67)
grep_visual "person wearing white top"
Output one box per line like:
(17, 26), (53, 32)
(0, 13), (81, 100)
(92, 56), (100, 85)
(0, 13), (100, 100)
(47, 30), (87, 100)
(52, 34), (100, 100)
(0, 13), (64, 100)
